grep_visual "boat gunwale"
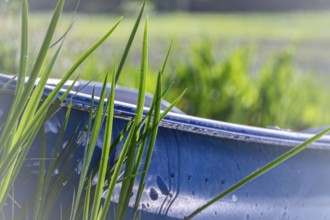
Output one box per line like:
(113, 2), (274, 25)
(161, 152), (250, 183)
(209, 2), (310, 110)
(1, 74), (330, 150)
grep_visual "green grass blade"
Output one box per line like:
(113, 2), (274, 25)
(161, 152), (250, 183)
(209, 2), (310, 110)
(0, 113), (46, 210)
(103, 118), (135, 184)
(116, 171), (145, 184)
(41, 147), (82, 219)
(53, 128), (82, 174)
(33, 126), (47, 220)
(0, 0), (64, 160)
(99, 122), (137, 220)
(42, 162), (79, 220)
(132, 112), (153, 182)
(131, 147), (146, 217)
(184, 127), (330, 220)
(39, 102), (73, 217)
(84, 87), (95, 159)
(12, 79), (77, 159)
(161, 41), (172, 75)
(16, 0), (28, 101)
(107, 119), (134, 163)
(0, 0), (28, 158)
(14, 38), (65, 146)
(0, 0), (27, 149)
(69, 190), (76, 220)
(58, 17), (121, 86)
(114, 122), (140, 219)
(90, 72), (116, 220)
(44, 77), (78, 121)
(9, 81), (75, 168)
(0, 42), (71, 203)
(1, 14), (120, 208)
(131, 44), (173, 217)
(115, 1), (145, 83)
(71, 74), (109, 220)
(56, 76), (79, 104)
(0, 79), (75, 183)
(83, 175), (92, 220)
(2, 20), (114, 159)
(135, 16), (148, 123)
(133, 88), (186, 150)
(22, 0), (64, 96)
(50, 21), (73, 49)
(28, 18), (122, 129)
(115, 16), (148, 220)
(132, 71), (162, 218)
(0, 75), (17, 93)
(15, 0), (63, 117)
(159, 89), (187, 120)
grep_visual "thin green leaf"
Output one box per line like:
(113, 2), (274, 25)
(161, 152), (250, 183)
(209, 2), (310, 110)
(50, 22), (73, 49)
(0, 0), (64, 165)
(160, 41), (172, 75)
(8, 78), (77, 169)
(15, 0), (28, 103)
(159, 89), (187, 120)
(14, 37), (65, 146)
(90, 72), (116, 220)
(0, 75), (17, 93)
(26, 17), (122, 135)
(33, 126), (47, 220)
(85, 87), (96, 160)
(117, 171), (145, 184)
(0, 0), (27, 161)
(22, 0), (64, 101)
(184, 127), (330, 220)
(71, 74), (109, 220)
(39, 102), (73, 216)
(83, 175), (93, 220)
(0, 113), (46, 210)
(41, 161), (79, 220)
(115, 16), (148, 220)
(107, 119), (134, 164)
(115, 1), (145, 83)
(99, 122), (137, 220)
(11, 0), (63, 128)
(133, 88), (186, 149)
(133, 70), (162, 218)
(0, 37), (69, 204)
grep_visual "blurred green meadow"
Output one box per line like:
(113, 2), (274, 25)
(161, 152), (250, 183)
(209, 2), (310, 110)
(1, 10), (330, 130)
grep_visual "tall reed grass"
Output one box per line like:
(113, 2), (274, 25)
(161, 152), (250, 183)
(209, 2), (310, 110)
(0, 0), (183, 219)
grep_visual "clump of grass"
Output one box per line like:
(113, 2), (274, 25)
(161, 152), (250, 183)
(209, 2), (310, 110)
(0, 0), (184, 219)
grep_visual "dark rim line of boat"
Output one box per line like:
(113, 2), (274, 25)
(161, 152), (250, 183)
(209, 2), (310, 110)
(1, 73), (330, 149)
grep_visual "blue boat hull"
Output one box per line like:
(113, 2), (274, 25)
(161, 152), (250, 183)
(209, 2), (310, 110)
(1, 74), (330, 219)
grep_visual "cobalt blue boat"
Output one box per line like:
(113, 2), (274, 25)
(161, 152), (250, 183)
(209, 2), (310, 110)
(1, 73), (330, 219)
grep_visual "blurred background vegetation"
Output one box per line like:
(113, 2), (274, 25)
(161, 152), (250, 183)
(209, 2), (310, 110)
(1, 0), (330, 130)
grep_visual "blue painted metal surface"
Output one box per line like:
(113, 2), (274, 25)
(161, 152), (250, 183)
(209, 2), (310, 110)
(1, 74), (330, 219)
